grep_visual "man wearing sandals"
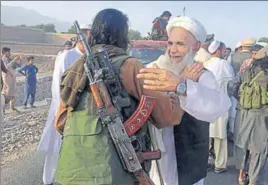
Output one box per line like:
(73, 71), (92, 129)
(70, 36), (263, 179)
(228, 47), (268, 185)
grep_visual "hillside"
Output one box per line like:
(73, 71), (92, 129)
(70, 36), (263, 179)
(1, 5), (72, 32)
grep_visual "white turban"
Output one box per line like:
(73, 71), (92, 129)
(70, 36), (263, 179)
(80, 23), (92, 30)
(166, 16), (207, 44)
(257, 42), (268, 48)
(235, 41), (242, 48)
(208, 40), (220, 54)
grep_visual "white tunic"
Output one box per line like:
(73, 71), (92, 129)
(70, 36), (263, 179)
(194, 48), (212, 63)
(148, 58), (232, 185)
(203, 57), (235, 139)
(37, 47), (83, 155)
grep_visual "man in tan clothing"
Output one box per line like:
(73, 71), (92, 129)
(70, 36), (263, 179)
(1, 47), (21, 112)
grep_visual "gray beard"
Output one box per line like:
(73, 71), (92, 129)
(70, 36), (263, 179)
(149, 49), (195, 76)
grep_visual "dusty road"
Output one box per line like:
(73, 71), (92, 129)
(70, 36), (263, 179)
(1, 104), (267, 185)
(2, 145), (267, 185)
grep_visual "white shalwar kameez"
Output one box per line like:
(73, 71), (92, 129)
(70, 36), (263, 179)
(148, 58), (231, 185)
(203, 56), (235, 169)
(37, 47), (83, 184)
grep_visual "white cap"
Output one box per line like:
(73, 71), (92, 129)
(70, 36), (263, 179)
(256, 42), (268, 48)
(166, 16), (207, 44)
(80, 23), (92, 30)
(208, 40), (221, 54)
(236, 41), (242, 48)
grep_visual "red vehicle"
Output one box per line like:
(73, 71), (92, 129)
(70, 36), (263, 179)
(128, 40), (167, 65)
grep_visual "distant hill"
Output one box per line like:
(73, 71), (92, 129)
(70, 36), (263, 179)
(1, 5), (72, 32)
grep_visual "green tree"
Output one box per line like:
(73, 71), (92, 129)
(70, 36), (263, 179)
(67, 25), (76, 34)
(31, 23), (57, 33)
(258, 37), (268, 43)
(128, 29), (142, 40)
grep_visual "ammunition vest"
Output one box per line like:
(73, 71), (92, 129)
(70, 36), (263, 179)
(57, 54), (151, 185)
(239, 70), (268, 109)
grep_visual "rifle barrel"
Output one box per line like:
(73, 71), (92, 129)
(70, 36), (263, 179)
(73, 20), (94, 82)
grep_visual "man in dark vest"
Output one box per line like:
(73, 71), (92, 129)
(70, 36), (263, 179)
(230, 38), (256, 74)
(137, 16), (231, 185)
(54, 8), (187, 185)
(151, 11), (172, 41)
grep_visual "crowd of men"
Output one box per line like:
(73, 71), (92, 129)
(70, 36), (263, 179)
(1, 8), (268, 185)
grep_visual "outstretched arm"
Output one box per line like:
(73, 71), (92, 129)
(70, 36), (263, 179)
(16, 65), (26, 76)
(137, 63), (231, 123)
(179, 71), (231, 122)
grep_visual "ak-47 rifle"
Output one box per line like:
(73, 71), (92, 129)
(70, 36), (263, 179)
(74, 21), (160, 185)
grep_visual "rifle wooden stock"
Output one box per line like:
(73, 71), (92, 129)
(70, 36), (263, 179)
(90, 83), (104, 108)
(134, 169), (156, 185)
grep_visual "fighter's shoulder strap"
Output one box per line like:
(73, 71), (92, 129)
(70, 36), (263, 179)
(110, 54), (134, 76)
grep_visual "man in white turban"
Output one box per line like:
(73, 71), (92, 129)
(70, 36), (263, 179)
(205, 40), (235, 173)
(137, 16), (231, 185)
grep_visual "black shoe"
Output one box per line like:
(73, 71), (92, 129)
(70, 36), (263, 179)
(207, 163), (214, 172)
(30, 105), (36, 108)
(215, 167), (227, 173)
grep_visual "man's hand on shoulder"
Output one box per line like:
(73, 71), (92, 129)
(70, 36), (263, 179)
(136, 63), (180, 92)
(182, 62), (204, 82)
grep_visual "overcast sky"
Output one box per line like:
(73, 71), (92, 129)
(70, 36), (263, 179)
(1, 1), (267, 48)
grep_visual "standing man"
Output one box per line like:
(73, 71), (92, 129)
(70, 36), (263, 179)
(1, 47), (21, 112)
(17, 56), (39, 109)
(138, 16), (231, 185)
(228, 47), (268, 185)
(37, 23), (91, 185)
(151, 11), (172, 41)
(225, 47), (232, 60)
(205, 40), (235, 173)
(54, 9), (185, 185)
(240, 44), (264, 73)
(57, 40), (73, 56)
(230, 38), (255, 74)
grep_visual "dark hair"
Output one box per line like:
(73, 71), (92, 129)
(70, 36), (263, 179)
(90, 8), (129, 50)
(27, 56), (34, 61)
(205, 34), (215, 43)
(218, 42), (226, 52)
(2, 47), (11, 54)
(226, 47), (232, 52)
(251, 44), (264, 52)
(253, 56), (268, 70)
(64, 40), (73, 46)
(161, 11), (172, 18)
